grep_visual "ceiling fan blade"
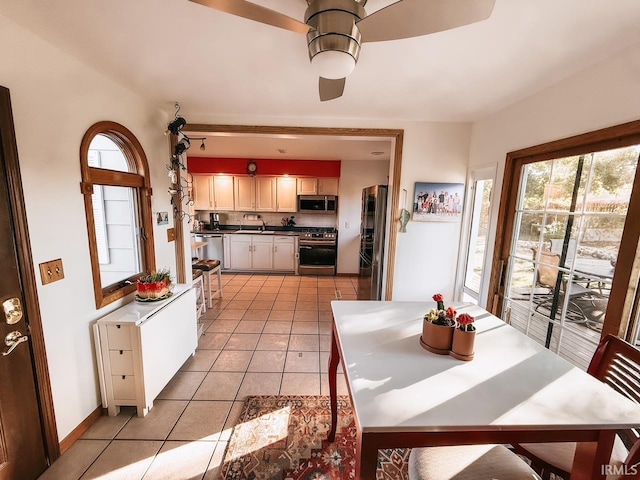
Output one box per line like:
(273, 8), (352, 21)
(319, 77), (345, 102)
(357, 0), (496, 43)
(189, 0), (309, 35)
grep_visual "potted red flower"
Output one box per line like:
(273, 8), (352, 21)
(450, 313), (476, 361)
(420, 294), (457, 354)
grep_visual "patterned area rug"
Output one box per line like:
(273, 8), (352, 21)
(220, 395), (410, 480)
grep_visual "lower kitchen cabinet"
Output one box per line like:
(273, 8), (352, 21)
(93, 285), (197, 417)
(227, 234), (296, 272)
(273, 236), (296, 270)
(228, 234), (273, 270)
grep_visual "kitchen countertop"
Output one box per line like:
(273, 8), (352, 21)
(192, 229), (300, 236)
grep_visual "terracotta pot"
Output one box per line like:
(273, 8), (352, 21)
(420, 319), (454, 354)
(450, 328), (476, 361)
(136, 279), (171, 299)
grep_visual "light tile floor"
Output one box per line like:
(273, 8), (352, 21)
(39, 274), (355, 480)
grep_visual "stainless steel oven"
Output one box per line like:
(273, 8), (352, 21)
(298, 229), (337, 275)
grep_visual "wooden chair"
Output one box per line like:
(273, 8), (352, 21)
(408, 444), (541, 479)
(514, 334), (640, 479)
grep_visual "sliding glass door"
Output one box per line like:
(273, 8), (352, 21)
(489, 121), (640, 370)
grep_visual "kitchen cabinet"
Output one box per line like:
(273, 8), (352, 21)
(273, 236), (296, 271)
(296, 177), (339, 196)
(228, 234), (273, 270)
(93, 285), (197, 417)
(212, 175), (235, 211)
(192, 175), (213, 209)
(276, 177), (298, 212)
(297, 177), (317, 195)
(234, 176), (293, 213)
(227, 234), (297, 271)
(252, 236), (274, 269)
(256, 176), (277, 211)
(234, 176), (255, 211)
(318, 177), (339, 195)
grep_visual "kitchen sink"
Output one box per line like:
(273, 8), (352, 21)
(233, 230), (276, 234)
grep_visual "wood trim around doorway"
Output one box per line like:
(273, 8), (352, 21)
(181, 124), (404, 299)
(487, 119), (640, 339)
(0, 87), (59, 462)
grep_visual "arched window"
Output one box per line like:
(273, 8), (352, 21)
(80, 121), (155, 308)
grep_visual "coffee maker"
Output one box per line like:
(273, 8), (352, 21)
(210, 212), (220, 230)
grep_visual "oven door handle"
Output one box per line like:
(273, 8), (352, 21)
(299, 245), (313, 249)
(299, 241), (336, 246)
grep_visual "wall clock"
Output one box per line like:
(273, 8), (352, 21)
(247, 161), (258, 176)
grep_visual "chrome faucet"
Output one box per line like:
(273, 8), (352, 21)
(260, 219), (266, 232)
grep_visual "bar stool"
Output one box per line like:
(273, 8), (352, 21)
(192, 269), (206, 318)
(192, 259), (222, 308)
(408, 444), (541, 480)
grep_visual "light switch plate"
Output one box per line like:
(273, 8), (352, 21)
(39, 258), (64, 285)
(167, 228), (176, 242)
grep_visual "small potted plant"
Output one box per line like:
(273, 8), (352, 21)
(136, 268), (173, 301)
(450, 313), (476, 361)
(420, 294), (457, 354)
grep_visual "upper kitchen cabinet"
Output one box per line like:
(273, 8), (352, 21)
(192, 175), (213, 209)
(234, 176), (256, 211)
(256, 176), (277, 211)
(212, 175), (235, 211)
(296, 177), (339, 196)
(276, 177), (297, 212)
(318, 177), (339, 195)
(297, 177), (317, 195)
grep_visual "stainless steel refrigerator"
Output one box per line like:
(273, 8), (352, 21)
(358, 185), (388, 300)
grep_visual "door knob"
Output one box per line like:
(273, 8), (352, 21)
(2, 331), (28, 356)
(3, 298), (23, 325)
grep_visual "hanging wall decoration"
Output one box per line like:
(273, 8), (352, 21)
(412, 182), (465, 222)
(166, 102), (195, 223)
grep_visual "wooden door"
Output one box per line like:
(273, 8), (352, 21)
(297, 177), (317, 195)
(488, 121), (640, 368)
(228, 235), (252, 270)
(276, 177), (298, 212)
(0, 88), (48, 480)
(212, 175), (234, 211)
(192, 175), (213, 209)
(255, 176), (276, 212)
(252, 236), (274, 270)
(234, 176), (256, 211)
(318, 177), (339, 195)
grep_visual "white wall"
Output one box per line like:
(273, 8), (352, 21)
(337, 159), (389, 274)
(469, 41), (640, 307)
(391, 123), (472, 300)
(0, 14), (177, 440)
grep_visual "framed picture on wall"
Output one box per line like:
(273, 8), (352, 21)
(412, 182), (464, 222)
(156, 211), (169, 226)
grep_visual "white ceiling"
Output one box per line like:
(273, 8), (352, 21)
(2, 0), (639, 160)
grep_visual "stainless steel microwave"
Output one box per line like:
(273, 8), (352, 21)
(298, 195), (338, 213)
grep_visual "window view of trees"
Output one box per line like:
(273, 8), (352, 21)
(504, 144), (639, 369)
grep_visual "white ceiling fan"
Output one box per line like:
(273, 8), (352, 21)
(188, 0), (496, 101)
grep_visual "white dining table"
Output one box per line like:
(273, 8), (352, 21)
(328, 300), (640, 480)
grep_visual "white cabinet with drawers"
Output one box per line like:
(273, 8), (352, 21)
(93, 285), (197, 417)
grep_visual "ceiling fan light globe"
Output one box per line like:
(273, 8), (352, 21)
(311, 50), (355, 79)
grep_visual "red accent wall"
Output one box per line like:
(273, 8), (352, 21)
(187, 157), (341, 177)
